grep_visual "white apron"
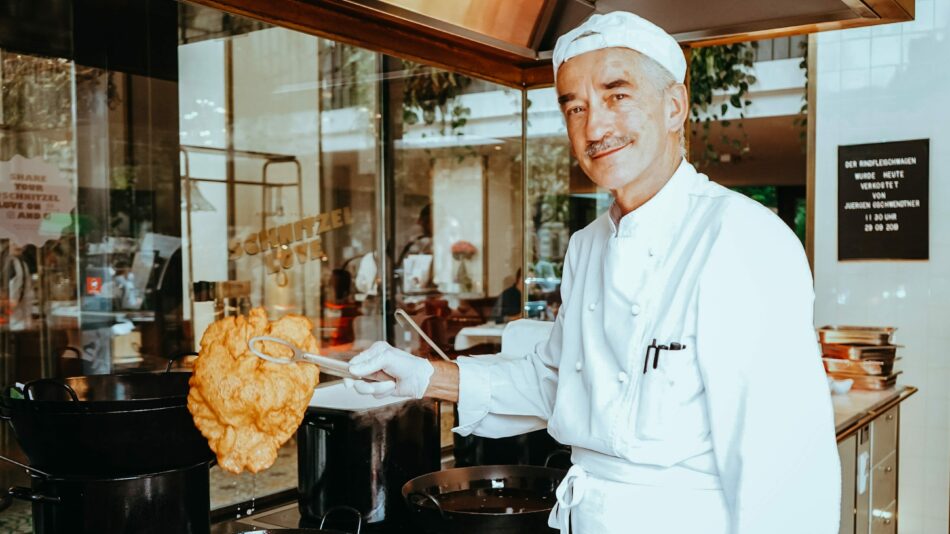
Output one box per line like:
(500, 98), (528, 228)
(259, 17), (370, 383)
(551, 466), (730, 533)
(550, 450), (730, 534)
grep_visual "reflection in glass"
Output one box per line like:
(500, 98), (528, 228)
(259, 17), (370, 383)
(390, 62), (523, 359)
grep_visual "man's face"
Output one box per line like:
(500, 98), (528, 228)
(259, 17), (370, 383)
(556, 48), (671, 191)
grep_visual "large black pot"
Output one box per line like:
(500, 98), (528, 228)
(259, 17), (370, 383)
(2, 460), (211, 534)
(297, 383), (440, 531)
(0, 372), (213, 477)
(402, 465), (564, 534)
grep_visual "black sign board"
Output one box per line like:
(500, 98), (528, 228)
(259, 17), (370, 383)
(838, 139), (929, 261)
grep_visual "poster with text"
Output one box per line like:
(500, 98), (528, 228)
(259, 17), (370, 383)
(0, 155), (75, 246)
(838, 139), (929, 261)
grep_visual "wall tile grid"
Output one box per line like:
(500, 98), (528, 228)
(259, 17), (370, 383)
(814, 2), (948, 532)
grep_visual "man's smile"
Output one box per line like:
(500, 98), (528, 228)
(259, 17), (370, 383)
(590, 140), (633, 160)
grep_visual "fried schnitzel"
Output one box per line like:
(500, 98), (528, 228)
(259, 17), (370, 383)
(188, 308), (320, 474)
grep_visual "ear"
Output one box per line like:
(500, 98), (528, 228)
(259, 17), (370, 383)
(664, 83), (689, 134)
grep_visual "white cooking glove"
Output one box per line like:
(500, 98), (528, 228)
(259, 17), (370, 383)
(345, 341), (434, 399)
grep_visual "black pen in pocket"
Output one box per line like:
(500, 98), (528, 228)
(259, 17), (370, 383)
(642, 339), (687, 374)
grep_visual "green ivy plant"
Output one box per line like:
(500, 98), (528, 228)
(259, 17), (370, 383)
(793, 39), (809, 151)
(689, 43), (757, 168)
(401, 60), (472, 136)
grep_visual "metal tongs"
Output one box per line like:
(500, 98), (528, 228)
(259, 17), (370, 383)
(394, 309), (451, 362)
(247, 336), (390, 382)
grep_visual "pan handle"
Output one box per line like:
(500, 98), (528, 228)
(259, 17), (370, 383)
(0, 385), (21, 420)
(164, 351), (199, 373)
(544, 448), (572, 468)
(60, 346), (82, 359)
(0, 453), (50, 478)
(23, 379), (78, 402)
(319, 505), (362, 534)
(407, 491), (447, 520)
(0, 486), (61, 512)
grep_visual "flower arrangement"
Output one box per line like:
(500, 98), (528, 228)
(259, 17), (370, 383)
(451, 240), (476, 292)
(451, 240), (477, 260)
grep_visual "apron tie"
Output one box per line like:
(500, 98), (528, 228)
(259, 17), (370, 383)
(549, 464), (589, 532)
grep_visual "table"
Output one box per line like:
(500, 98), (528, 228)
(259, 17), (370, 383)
(454, 322), (505, 350)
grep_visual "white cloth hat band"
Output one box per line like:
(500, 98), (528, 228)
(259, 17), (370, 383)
(552, 12), (686, 84)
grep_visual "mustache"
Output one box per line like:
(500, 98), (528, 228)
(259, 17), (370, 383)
(585, 136), (633, 158)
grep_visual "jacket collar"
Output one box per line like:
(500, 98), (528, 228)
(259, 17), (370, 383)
(606, 158), (696, 257)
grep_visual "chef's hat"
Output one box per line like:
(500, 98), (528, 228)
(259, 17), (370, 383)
(552, 11), (686, 84)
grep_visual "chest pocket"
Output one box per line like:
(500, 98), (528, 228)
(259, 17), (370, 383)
(634, 338), (704, 442)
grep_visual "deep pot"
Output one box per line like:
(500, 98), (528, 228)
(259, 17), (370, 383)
(16, 461), (211, 534)
(297, 382), (440, 531)
(0, 371), (214, 533)
(0, 372), (213, 477)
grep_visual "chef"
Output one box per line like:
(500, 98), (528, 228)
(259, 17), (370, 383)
(347, 10), (840, 534)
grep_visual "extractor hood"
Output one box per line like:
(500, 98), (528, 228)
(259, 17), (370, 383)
(188, 0), (915, 87)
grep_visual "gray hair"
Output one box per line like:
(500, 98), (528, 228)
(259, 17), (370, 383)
(631, 50), (688, 157)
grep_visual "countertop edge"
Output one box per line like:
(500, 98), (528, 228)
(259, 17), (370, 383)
(835, 385), (917, 443)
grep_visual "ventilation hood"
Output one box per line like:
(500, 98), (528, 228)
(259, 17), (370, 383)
(190, 0), (915, 87)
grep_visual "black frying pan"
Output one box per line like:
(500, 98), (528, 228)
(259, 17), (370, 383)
(403, 464), (564, 534)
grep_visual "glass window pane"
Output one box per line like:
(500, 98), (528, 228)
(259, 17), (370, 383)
(389, 61), (524, 361)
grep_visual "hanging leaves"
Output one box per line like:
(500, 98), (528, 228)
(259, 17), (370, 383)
(793, 39), (809, 152)
(400, 60), (472, 136)
(689, 43), (757, 168)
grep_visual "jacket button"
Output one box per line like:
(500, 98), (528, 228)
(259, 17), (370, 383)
(630, 303), (641, 316)
(588, 303), (596, 311)
(575, 361), (583, 372)
(617, 371), (628, 383)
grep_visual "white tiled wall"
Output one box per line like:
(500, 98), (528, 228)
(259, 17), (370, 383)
(814, 2), (949, 533)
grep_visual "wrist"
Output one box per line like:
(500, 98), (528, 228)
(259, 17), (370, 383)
(423, 360), (460, 402)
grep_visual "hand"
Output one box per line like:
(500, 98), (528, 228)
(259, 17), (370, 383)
(345, 341), (434, 399)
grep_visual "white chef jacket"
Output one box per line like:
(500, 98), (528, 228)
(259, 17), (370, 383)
(454, 159), (840, 533)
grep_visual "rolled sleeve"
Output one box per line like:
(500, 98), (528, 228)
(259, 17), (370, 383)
(451, 337), (558, 439)
(452, 355), (496, 436)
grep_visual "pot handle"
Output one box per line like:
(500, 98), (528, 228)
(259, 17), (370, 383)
(0, 486), (60, 512)
(544, 447), (572, 468)
(60, 346), (82, 359)
(164, 351), (199, 373)
(319, 505), (362, 534)
(408, 491), (447, 520)
(23, 380), (79, 402)
(0, 385), (19, 420)
(306, 416), (335, 432)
